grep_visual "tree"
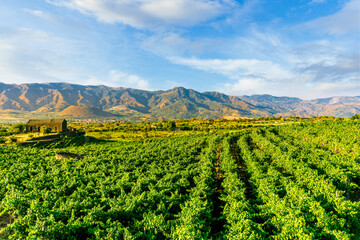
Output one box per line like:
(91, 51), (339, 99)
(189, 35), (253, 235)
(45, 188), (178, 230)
(350, 114), (360, 120)
(165, 121), (176, 131)
(11, 122), (26, 133)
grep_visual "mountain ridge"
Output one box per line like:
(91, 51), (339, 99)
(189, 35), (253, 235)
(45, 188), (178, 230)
(0, 82), (359, 120)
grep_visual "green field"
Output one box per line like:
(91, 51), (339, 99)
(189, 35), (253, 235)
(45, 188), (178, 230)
(0, 120), (359, 239)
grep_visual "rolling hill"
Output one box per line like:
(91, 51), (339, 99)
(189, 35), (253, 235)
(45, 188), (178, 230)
(57, 106), (115, 118)
(0, 82), (359, 120)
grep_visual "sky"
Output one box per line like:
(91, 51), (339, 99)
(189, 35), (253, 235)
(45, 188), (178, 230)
(0, 0), (359, 99)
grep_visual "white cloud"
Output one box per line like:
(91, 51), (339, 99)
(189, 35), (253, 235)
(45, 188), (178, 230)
(222, 75), (360, 99)
(141, 33), (210, 57)
(297, 54), (359, 82)
(0, 27), (150, 90)
(168, 46), (359, 98)
(85, 70), (150, 90)
(304, 0), (360, 35)
(308, 0), (326, 5)
(108, 70), (150, 89)
(24, 8), (55, 21)
(160, 15), (358, 98)
(315, 82), (358, 91)
(47, 0), (238, 29)
(170, 57), (293, 80)
(4, 0), (356, 100)
(0, 27), (85, 84)
(310, 81), (360, 98)
(169, 56), (299, 96)
(291, 38), (359, 86)
(223, 77), (266, 92)
(24, 9), (47, 18)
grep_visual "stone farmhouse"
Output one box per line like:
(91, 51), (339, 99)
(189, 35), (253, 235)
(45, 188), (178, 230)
(26, 119), (67, 132)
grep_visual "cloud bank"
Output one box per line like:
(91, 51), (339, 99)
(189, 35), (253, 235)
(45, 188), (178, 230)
(304, 0), (360, 35)
(47, 0), (238, 29)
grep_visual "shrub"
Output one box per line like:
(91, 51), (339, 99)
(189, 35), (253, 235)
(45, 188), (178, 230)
(8, 136), (18, 143)
(350, 114), (360, 120)
(40, 126), (51, 135)
(10, 123), (26, 133)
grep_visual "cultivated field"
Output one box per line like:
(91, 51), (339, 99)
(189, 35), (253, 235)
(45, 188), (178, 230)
(0, 120), (359, 239)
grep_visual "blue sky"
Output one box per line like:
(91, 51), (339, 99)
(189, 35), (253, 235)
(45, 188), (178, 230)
(0, 0), (359, 99)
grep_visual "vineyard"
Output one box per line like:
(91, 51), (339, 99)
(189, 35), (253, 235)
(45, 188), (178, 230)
(0, 120), (359, 239)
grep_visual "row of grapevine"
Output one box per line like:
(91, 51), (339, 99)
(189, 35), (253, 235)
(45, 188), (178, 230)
(1, 121), (359, 239)
(265, 128), (359, 193)
(219, 135), (266, 239)
(248, 129), (359, 238)
(0, 135), (209, 239)
(237, 135), (320, 239)
(173, 135), (220, 239)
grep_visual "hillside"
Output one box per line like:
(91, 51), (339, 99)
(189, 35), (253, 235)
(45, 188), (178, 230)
(0, 82), (359, 120)
(240, 94), (360, 117)
(57, 106), (115, 118)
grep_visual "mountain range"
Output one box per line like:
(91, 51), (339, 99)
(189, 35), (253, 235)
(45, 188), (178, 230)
(0, 82), (359, 121)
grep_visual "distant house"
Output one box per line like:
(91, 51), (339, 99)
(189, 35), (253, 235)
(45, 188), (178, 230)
(26, 119), (67, 132)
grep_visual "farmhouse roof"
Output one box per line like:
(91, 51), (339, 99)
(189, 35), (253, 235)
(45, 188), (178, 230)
(27, 119), (66, 124)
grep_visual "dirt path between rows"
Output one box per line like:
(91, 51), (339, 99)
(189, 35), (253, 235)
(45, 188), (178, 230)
(210, 144), (226, 237)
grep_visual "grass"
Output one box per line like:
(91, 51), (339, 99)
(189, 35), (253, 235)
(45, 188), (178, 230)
(0, 132), (60, 144)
